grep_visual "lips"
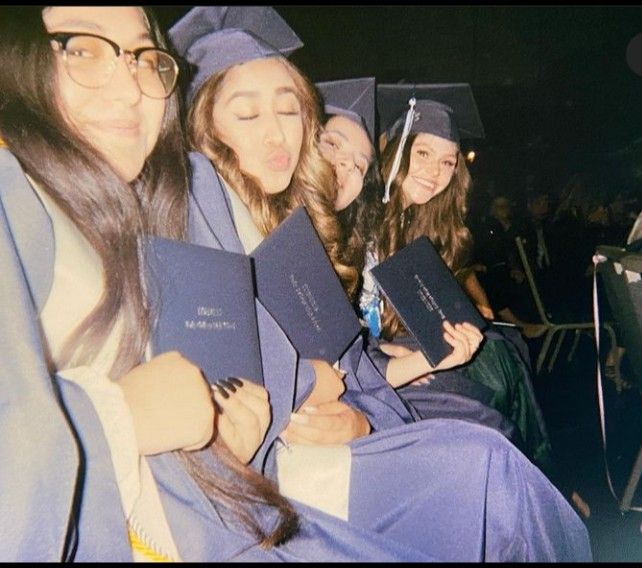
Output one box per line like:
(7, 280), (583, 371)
(91, 120), (141, 138)
(267, 151), (291, 172)
(412, 176), (437, 192)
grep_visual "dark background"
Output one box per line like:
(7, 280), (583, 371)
(154, 5), (642, 206)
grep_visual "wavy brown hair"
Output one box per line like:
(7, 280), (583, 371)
(0, 5), (297, 549)
(377, 133), (473, 339)
(188, 57), (358, 299)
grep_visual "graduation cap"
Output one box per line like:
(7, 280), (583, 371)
(168, 6), (303, 103)
(376, 83), (484, 203)
(377, 82), (485, 144)
(316, 77), (376, 144)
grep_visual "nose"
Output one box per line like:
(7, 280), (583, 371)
(334, 156), (356, 186)
(336, 155), (353, 173)
(428, 155), (441, 178)
(102, 53), (142, 105)
(264, 111), (286, 146)
(418, 155), (440, 179)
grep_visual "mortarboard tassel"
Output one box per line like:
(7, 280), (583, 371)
(383, 97), (416, 204)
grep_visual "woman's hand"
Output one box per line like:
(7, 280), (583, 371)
(212, 378), (272, 464)
(384, 321), (484, 388)
(281, 400), (371, 445)
(118, 351), (215, 456)
(280, 359), (368, 445)
(433, 321), (484, 372)
(303, 359), (347, 407)
(476, 303), (495, 321)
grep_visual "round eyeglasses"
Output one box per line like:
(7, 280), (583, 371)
(49, 32), (179, 100)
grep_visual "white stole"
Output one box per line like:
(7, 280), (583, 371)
(31, 178), (181, 561)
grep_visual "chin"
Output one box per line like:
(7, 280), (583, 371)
(261, 172), (292, 195)
(101, 147), (146, 182)
(412, 188), (438, 206)
(114, 160), (146, 182)
(335, 195), (356, 211)
(335, 185), (361, 211)
(91, 135), (147, 182)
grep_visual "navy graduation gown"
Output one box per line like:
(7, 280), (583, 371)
(0, 148), (440, 561)
(186, 150), (592, 562)
(0, 148), (591, 561)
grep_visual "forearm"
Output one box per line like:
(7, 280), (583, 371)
(385, 350), (434, 388)
(366, 332), (434, 388)
(463, 271), (492, 311)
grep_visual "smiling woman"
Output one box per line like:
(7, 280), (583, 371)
(319, 114), (373, 211)
(314, 77), (385, 320)
(399, 133), (458, 207)
(359, 82), (555, 475)
(43, 6), (169, 182)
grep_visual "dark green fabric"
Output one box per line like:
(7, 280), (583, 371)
(463, 337), (554, 475)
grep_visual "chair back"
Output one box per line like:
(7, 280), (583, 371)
(596, 245), (642, 390)
(514, 236), (552, 325)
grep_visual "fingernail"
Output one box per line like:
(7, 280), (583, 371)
(214, 383), (230, 399)
(289, 412), (309, 424)
(220, 379), (237, 393)
(337, 368), (347, 377)
(300, 405), (318, 414)
(227, 377), (243, 388)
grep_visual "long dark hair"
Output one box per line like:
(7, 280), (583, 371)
(0, 6), (297, 548)
(0, 6), (188, 379)
(377, 133), (473, 339)
(335, 159), (385, 304)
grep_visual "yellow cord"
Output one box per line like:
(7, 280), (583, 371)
(128, 528), (174, 563)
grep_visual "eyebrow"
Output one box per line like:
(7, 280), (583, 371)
(325, 128), (372, 163)
(225, 86), (299, 105)
(50, 19), (151, 42)
(413, 142), (457, 160)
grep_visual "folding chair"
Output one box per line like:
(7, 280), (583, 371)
(595, 245), (642, 512)
(514, 236), (616, 374)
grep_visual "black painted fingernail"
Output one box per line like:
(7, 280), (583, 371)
(215, 383), (230, 399)
(220, 379), (237, 393)
(227, 377), (243, 388)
